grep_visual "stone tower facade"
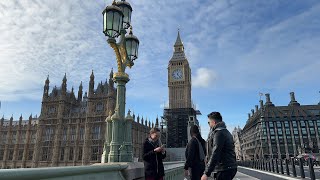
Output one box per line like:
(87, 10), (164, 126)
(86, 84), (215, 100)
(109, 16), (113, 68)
(168, 30), (192, 109)
(163, 31), (201, 148)
(0, 70), (156, 169)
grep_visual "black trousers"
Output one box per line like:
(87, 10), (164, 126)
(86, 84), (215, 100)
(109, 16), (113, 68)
(215, 168), (237, 180)
(190, 162), (205, 180)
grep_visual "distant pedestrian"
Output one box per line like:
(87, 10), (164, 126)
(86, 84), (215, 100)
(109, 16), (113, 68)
(201, 112), (237, 180)
(184, 125), (206, 180)
(143, 128), (166, 180)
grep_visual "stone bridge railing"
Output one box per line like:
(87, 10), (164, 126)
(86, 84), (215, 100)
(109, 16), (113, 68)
(0, 161), (185, 180)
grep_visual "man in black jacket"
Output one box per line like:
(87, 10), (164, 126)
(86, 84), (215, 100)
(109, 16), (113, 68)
(143, 128), (166, 180)
(201, 112), (237, 180)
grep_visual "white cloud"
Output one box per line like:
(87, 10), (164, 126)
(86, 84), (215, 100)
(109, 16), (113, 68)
(192, 68), (217, 88)
(0, 0), (115, 101)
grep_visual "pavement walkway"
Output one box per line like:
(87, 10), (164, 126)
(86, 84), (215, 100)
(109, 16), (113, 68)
(208, 170), (264, 180)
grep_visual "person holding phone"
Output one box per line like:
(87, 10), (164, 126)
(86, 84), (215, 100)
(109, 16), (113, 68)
(143, 128), (166, 180)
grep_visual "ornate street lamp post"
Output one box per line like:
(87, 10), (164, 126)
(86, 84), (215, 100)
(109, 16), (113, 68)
(101, 0), (139, 163)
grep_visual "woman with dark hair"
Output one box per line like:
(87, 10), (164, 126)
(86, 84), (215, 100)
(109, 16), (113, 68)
(143, 128), (166, 180)
(184, 125), (206, 180)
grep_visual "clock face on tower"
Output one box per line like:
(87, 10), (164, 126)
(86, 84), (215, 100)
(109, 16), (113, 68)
(172, 69), (183, 80)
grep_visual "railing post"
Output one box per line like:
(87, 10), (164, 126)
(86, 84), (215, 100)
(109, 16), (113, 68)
(308, 158), (316, 180)
(268, 160), (271, 172)
(280, 159), (284, 174)
(265, 159), (268, 171)
(271, 159), (275, 172)
(291, 157), (297, 177)
(285, 159), (290, 175)
(299, 157), (305, 178)
(275, 159), (279, 173)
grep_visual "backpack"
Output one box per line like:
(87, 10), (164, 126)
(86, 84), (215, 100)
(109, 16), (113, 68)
(194, 137), (205, 161)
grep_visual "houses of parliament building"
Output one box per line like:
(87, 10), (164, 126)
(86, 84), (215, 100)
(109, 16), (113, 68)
(0, 70), (158, 169)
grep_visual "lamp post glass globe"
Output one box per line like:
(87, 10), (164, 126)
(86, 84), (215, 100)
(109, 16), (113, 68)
(102, 3), (124, 38)
(125, 28), (139, 62)
(116, 0), (133, 29)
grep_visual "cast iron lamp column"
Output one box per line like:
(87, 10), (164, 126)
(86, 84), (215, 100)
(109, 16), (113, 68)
(101, 0), (139, 163)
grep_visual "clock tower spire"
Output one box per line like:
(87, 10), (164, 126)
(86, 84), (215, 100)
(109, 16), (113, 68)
(168, 30), (192, 109)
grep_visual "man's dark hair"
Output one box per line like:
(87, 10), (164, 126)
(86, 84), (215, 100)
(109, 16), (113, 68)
(207, 112), (222, 122)
(149, 127), (160, 134)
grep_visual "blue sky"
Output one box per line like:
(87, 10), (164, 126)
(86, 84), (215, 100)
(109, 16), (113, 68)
(0, 0), (320, 137)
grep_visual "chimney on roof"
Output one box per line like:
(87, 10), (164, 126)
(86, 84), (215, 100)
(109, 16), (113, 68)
(289, 92), (300, 106)
(260, 100), (264, 110)
(265, 93), (274, 106)
(255, 105), (259, 113)
(251, 109), (254, 116)
(248, 113), (251, 119)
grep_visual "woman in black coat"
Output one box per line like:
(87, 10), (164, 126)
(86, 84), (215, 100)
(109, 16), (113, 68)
(184, 125), (207, 180)
(143, 128), (166, 180)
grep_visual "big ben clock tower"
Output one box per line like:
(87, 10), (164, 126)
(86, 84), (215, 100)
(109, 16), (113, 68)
(163, 30), (201, 148)
(168, 31), (192, 109)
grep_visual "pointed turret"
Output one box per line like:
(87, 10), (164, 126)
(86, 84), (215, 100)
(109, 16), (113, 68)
(43, 75), (50, 98)
(78, 81), (83, 101)
(61, 73), (67, 94)
(0, 115), (4, 126)
(155, 116), (159, 128)
(10, 115), (13, 125)
(137, 115), (140, 123)
(174, 29), (184, 52)
(132, 112), (135, 121)
(170, 29), (187, 62)
(89, 70), (95, 96)
(108, 68), (114, 90)
(19, 114), (23, 125)
(28, 114), (32, 126)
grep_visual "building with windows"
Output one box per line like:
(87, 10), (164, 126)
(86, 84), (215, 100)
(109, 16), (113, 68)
(0, 70), (157, 169)
(240, 92), (320, 160)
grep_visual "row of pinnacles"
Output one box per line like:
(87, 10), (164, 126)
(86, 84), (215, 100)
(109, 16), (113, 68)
(0, 70), (161, 169)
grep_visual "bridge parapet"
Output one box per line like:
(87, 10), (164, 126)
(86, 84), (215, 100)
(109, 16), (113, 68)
(0, 161), (185, 180)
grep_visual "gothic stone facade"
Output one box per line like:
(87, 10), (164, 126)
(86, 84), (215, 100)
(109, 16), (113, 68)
(232, 127), (242, 160)
(0, 70), (157, 169)
(240, 92), (320, 160)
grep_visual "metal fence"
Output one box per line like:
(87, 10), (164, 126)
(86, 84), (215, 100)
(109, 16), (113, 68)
(238, 157), (317, 180)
